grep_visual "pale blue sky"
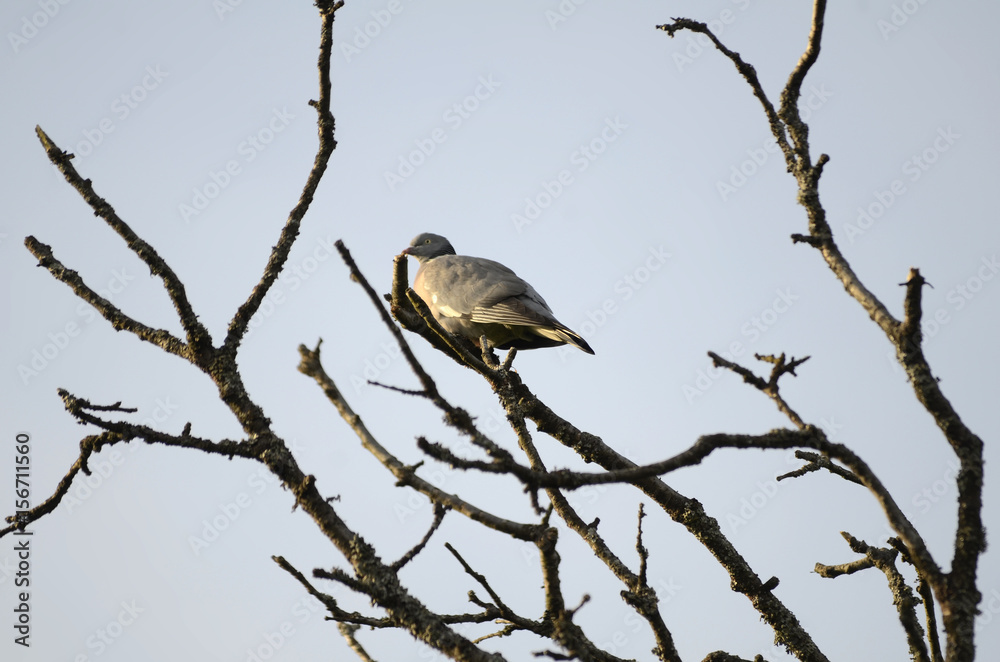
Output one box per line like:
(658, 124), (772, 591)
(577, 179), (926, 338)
(3, 1), (999, 661)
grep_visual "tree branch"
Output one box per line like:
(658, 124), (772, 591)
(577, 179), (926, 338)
(273, 555), (394, 629)
(17, 4), (518, 661)
(777, 450), (863, 486)
(815, 533), (930, 662)
(2, 431), (119, 535)
(383, 256), (830, 661)
(222, 0), (343, 352)
(709, 352), (809, 428)
(655, 18), (797, 170)
(24, 236), (189, 360)
(659, 2), (985, 654)
(777, 0), (826, 168)
(338, 623), (380, 662)
(391, 503), (448, 571)
(444, 541), (535, 635)
(33, 127), (212, 355)
(297, 341), (543, 542)
(916, 577), (945, 662)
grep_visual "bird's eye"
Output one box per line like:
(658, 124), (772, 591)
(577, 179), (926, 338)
(424, 239), (431, 244)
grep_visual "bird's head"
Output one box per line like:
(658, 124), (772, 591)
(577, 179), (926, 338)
(402, 233), (456, 262)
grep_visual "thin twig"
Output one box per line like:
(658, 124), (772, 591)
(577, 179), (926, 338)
(445, 542), (509, 611)
(777, 450), (863, 486)
(338, 623), (379, 662)
(32, 128), (211, 354)
(23, 238), (189, 359)
(222, 0), (342, 352)
(815, 533), (930, 662)
(778, 0), (827, 167)
(655, 18), (796, 169)
(297, 342), (542, 542)
(709, 352), (809, 428)
(2, 431), (121, 534)
(273, 555), (392, 629)
(916, 578), (945, 662)
(391, 503), (448, 571)
(661, 1), (985, 654)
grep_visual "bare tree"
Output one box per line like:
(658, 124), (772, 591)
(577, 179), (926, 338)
(3, 1), (984, 661)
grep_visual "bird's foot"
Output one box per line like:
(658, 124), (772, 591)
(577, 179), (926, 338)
(479, 334), (500, 370)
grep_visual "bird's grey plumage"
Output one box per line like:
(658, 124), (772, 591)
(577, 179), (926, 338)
(402, 233), (595, 354)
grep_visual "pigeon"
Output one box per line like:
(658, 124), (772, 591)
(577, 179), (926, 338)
(402, 233), (594, 355)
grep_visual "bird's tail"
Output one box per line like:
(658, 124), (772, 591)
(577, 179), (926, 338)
(536, 324), (595, 355)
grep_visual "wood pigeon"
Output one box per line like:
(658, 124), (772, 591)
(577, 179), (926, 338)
(402, 233), (595, 354)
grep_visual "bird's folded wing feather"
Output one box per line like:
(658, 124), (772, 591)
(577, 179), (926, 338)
(469, 296), (554, 327)
(420, 256), (553, 322)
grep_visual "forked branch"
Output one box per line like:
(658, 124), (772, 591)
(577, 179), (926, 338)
(659, 0), (984, 657)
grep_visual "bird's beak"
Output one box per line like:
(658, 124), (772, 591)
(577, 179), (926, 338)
(400, 247), (413, 256)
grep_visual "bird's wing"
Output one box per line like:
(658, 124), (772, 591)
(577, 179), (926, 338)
(416, 255), (553, 324)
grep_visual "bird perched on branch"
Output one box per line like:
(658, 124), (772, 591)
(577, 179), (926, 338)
(401, 233), (594, 355)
